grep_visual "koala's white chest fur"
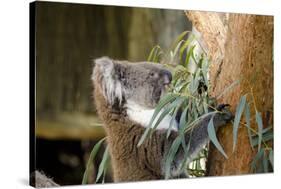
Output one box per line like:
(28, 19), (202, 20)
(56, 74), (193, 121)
(125, 101), (178, 131)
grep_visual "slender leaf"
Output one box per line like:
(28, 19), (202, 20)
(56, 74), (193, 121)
(179, 106), (189, 132)
(184, 111), (217, 133)
(262, 152), (269, 172)
(207, 116), (228, 158)
(233, 95), (247, 151)
(173, 40), (185, 58)
(148, 93), (178, 128)
(262, 126), (273, 134)
(179, 34), (195, 63)
(184, 45), (196, 68)
(201, 58), (209, 86)
(255, 111), (263, 152)
(96, 146), (110, 182)
(250, 148), (264, 172)
(171, 31), (189, 50)
(191, 49), (198, 65)
(167, 99), (186, 138)
(82, 137), (106, 184)
(164, 136), (182, 179)
(252, 130), (273, 147)
(269, 150), (273, 167)
(244, 102), (254, 149)
(147, 45), (161, 62)
(137, 93), (178, 146)
(152, 98), (184, 131)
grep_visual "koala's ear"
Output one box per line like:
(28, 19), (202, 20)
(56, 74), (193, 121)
(94, 57), (114, 75)
(93, 57), (123, 106)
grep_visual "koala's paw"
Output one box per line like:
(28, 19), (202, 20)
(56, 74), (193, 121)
(216, 104), (233, 123)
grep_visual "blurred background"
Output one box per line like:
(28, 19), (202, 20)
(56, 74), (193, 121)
(34, 1), (192, 185)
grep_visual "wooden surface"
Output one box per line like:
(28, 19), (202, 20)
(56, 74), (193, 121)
(36, 113), (105, 140)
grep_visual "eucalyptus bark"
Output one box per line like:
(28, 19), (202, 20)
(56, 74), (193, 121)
(186, 11), (273, 175)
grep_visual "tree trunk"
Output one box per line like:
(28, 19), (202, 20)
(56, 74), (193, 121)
(186, 11), (273, 175)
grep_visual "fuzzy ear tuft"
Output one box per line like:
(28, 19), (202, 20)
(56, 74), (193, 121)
(92, 57), (123, 106)
(94, 56), (114, 74)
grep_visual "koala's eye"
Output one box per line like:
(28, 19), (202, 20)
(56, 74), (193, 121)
(120, 72), (126, 81)
(149, 72), (157, 78)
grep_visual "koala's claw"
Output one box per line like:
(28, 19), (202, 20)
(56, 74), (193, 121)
(216, 103), (233, 122)
(216, 104), (230, 111)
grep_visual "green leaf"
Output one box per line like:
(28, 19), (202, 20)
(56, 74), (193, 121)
(255, 111), (263, 152)
(233, 95), (247, 152)
(147, 45), (161, 62)
(167, 99), (186, 138)
(173, 40), (185, 58)
(244, 102), (254, 150)
(252, 129), (273, 147)
(137, 93), (178, 147)
(96, 146), (110, 182)
(171, 31), (189, 50)
(164, 136), (182, 179)
(178, 106), (189, 132)
(184, 111), (217, 133)
(262, 152), (269, 172)
(178, 136), (191, 172)
(191, 49), (198, 65)
(207, 116), (228, 158)
(179, 34), (195, 63)
(201, 58), (209, 86)
(152, 97), (184, 131)
(251, 148), (264, 173)
(189, 69), (200, 93)
(184, 45), (196, 68)
(82, 137), (106, 184)
(203, 97), (208, 114)
(269, 149), (273, 167)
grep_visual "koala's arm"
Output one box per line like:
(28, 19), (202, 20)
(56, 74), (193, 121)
(140, 107), (232, 177)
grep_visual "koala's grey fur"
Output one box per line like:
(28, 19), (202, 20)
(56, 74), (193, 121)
(92, 57), (232, 181)
(94, 57), (171, 109)
(30, 171), (59, 188)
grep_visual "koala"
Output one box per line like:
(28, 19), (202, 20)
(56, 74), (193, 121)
(91, 57), (232, 182)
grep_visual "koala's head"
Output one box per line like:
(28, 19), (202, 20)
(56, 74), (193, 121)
(92, 57), (172, 109)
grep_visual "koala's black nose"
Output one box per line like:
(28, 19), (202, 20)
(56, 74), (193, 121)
(161, 69), (172, 85)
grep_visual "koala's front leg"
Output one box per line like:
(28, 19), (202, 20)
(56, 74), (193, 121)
(164, 104), (233, 177)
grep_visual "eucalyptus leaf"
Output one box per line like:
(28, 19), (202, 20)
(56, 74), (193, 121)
(252, 130), (273, 147)
(167, 99), (187, 138)
(96, 146), (110, 182)
(269, 150), (273, 167)
(165, 136), (182, 179)
(233, 95), (247, 152)
(137, 93), (178, 147)
(152, 97), (184, 131)
(255, 111), (263, 152)
(171, 31), (189, 50)
(244, 102), (254, 150)
(207, 116), (228, 158)
(262, 152), (269, 172)
(185, 111), (217, 133)
(179, 34), (195, 63)
(147, 45), (161, 62)
(173, 40), (185, 58)
(179, 106), (189, 132)
(82, 137), (106, 184)
(250, 148), (264, 172)
(184, 45), (196, 68)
